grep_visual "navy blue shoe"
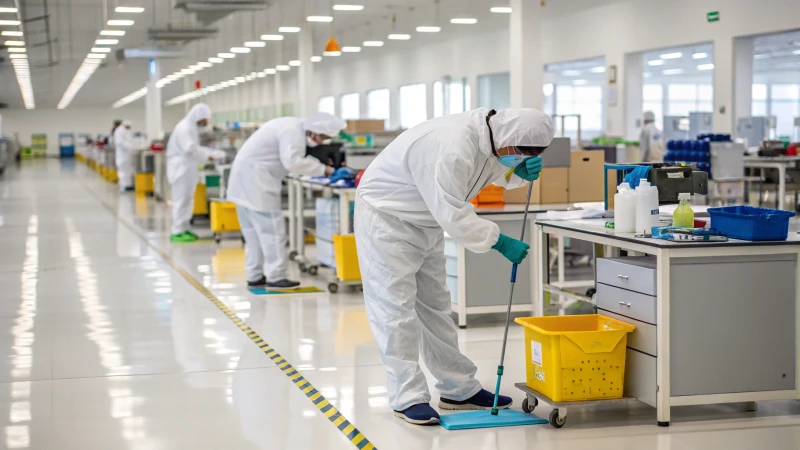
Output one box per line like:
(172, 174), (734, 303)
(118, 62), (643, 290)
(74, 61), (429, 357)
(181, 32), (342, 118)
(393, 403), (440, 425)
(439, 389), (512, 411)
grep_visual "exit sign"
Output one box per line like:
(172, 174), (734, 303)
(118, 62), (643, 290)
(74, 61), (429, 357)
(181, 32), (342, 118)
(707, 11), (720, 22)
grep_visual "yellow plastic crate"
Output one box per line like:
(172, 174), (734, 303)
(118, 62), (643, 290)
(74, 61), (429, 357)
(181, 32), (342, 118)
(108, 168), (118, 183)
(135, 173), (154, 194)
(210, 201), (240, 232)
(333, 234), (361, 281)
(515, 314), (635, 402)
(193, 184), (208, 215)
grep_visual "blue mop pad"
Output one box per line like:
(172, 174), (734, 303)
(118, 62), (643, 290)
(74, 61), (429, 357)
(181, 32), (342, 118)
(439, 409), (547, 430)
(248, 287), (324, 295)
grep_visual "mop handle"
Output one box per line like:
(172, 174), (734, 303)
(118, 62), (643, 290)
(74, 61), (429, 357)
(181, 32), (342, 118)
(491, 181), (535, 415)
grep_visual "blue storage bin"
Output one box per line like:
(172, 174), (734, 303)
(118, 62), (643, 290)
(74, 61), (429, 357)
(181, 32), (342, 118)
(708, 206), (795, 241)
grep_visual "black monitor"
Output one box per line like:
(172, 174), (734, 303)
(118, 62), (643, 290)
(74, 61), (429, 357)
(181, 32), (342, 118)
(307, 143), (346, 168)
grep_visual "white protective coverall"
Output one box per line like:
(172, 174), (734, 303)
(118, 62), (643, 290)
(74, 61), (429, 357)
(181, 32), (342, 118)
(114, 120), (134, 190)
(355, 108), (555, 411)
(166, 103), (221, 235)
(639, 112), (665, 163)
(227, 113), (346, 282)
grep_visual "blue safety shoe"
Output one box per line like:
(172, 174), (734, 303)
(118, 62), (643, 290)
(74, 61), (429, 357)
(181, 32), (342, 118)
(393, 404), (440, 425)
(439, 389), (512, 411)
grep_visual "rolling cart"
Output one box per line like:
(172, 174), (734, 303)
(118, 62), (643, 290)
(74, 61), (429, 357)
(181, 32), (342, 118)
(515, 383), (637, 428)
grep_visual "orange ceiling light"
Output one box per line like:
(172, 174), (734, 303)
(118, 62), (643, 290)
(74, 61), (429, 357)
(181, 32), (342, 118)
(324, 36), (341, 53)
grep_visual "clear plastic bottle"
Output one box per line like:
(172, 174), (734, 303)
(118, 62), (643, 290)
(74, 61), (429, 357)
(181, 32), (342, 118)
(635, 180), (660, 235)
(614, 182), (636, 232)
(673, 193), (695, 228)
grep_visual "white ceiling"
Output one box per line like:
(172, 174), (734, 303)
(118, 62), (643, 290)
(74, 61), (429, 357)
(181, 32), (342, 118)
(0, 0), (636, 110)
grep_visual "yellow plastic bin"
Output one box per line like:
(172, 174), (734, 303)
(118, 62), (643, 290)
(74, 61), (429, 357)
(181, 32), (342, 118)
(135, 173), (155, 194)
(333, 234), (361, 281)
(193, 184), (208, 216)
(210, 201), (241, 232)
(515, 314), (635, 402)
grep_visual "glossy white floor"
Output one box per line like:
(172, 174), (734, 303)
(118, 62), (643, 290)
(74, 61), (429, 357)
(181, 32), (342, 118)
(0, 159), (799, 450)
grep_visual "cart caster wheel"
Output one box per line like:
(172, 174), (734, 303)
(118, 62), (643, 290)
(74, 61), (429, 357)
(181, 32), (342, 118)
(214, 234), (221, 244)
(657, 421), (670, 427)
(586, 288), (596, 297)
(289, 250), (298, 260)
(549, 409), (566, 428)
(299, 263), (308, 273)
(522, 397), (538, 413)
(308, 265), (318, 276)
(328, 283), (339, 293)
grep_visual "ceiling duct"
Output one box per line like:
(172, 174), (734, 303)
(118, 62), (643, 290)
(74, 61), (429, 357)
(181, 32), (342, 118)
(174, 0), (270, 25)
(148, 25), (218, 43)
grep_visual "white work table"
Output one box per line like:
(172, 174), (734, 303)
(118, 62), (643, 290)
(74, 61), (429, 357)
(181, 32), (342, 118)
(744, 155), (800, 210)
(533, 217), (800, 426)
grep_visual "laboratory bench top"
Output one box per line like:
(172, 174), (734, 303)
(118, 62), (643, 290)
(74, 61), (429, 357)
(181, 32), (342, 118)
(744, 155), (800, 162)
(537, 218), (800, 249)
(474, 202), (602, 215)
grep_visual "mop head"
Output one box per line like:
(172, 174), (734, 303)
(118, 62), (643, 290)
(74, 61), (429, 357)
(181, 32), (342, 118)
(439, 409), (548, 430)
(248, 286), (325, 295)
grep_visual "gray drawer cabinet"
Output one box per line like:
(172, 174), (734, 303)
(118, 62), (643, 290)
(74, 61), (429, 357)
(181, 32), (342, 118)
(596, 256), (657, 296)
(596, 283), (657, 324)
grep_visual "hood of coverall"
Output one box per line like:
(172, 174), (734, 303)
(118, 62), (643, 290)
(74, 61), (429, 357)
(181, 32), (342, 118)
(186, 103), (212, 129)
(303, 112), (347, 137)
(475, 108), (556, 158)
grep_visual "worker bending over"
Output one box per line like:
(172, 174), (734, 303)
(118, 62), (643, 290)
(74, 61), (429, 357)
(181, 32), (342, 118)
(114, 120), (134, 192)
(166, 103), (225, 243)
(227, 113), (346, 289)
(640, 111), (665, 162)
(355, 108), (553, 425)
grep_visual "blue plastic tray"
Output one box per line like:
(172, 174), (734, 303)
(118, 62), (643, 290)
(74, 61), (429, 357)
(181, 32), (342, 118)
(707, 206), (795, 241)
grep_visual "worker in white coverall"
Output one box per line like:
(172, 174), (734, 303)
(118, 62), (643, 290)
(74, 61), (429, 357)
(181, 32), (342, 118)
(114, 120), (134, 192)
(166, 103), (225, 243)
(355, 108), (554, 425)
(227, 113), (346, 289)
(640, 110), (665, 162)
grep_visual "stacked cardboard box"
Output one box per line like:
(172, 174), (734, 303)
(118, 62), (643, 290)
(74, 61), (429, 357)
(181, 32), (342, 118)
(503, 150), (606, 205)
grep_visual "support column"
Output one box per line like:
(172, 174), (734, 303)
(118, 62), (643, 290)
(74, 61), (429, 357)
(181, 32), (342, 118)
(509, 0), (543, 109)
(733, 36), (754, 133)
(624, 52), (644, 140)
(145, 59), (163, 139)
(298, 28), (315, 117)
(713, 37), (734, 133)
(274, 46), (283, 117)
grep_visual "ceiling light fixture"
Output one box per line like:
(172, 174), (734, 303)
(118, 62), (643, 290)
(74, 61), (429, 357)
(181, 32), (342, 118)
(0, 7), (19, 13)
(289, 60), (301, 66)
(323, 51), (341, 56)
(697, 63), (715, 70)
(112, 87), (148, 108)
(260, 34), (284, 41)
(218, 52), (236, 58)
(363, 40), (384, 47)
(4, 40), (24, 46)
(793, 49), (800, 55)
(257, 72), (266, 78)
(307, 16), (333, 22)
(0, 20), (21, 25)
(230, 47), (251, 53)
(107, 19), (135, 26)
(279, 26), (301, 33)
(490, 7), (512, 13)
(100, 30), (125, 36)
(90, 47), (112, 53)
(589, 66), (606, 73)
(95, 39), (119, 45)
(416, 26), (440, 32)
(332, 4), (364, 10)
(7, 47), (25, 53)
(181, 68), (196, 74)
(58, 59), (104, 109)
(264, 68), (277, 75)
(245, 41), (267, 47)
(276, 65), (290, 71)
(692, 52), (708, 59)
(663, 68), (684, 75)
(387, 34), (410, 40)
(450, 18), (477, 24)
(9, 53), (26, 59)
(310, 55), (322, 62)
(341, 46), (361, 52)
(114, 6), (144, 13)
(660, 52), (683, 59)
(198, 62), (213, 68)
(648, 59), (665, 66)
(1, 30), (23, 36)
(86, 53), (107, 59)
(208, 57), (224, 63)
(11, 56), (34, 109)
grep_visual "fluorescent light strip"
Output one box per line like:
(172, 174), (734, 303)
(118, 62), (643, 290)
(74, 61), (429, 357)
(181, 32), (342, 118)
(490, 7), (512, 13)
(264, 68), (277, 75)
(692, 52), (708, 59)
(107, 19), (135, 26)
(2, 31), (23, 36)
(341, 46), (361, 52)
(230, 47), (251, 53)
(289, 60), (301, 66)
(697, 64), (715, 71)
(9, 53), (25, 59)
(647, 59), (664, 66)
(322, 51), (341, 56)
(7, 47), (25, 53)
(387, 34), (410, 40)
(95, 39), (119, 45)
(660, 52), (682, 59)
(276, 65), (290, 71)
(332, 4), (364, 10)
(416, 26), (440, 32)
(450, 18), (477, 24)
(87, 53), (107, 59)
(208, 57), (224, 63)
(245, 41), (267, 47)
(12, 58), (34, 109)
(363, 40), (384, 47)
(0, 20), (21, 25)
(218, 52), (236, 58)
(260, 34), (284, 41)
(100, 30), (125, 36)
(0, 7), (19, 13)
(4, 40), (24, 46)
(310, 55), (322, 62)
(279, 26), (301, 32)
(115, 6), (144, 13)
(589, 66), (606, 73)
(58, 59), (103, 109)
(306, 16), (333, 22)
(198, 62), (213, 68)
(90, 47), (112, 53)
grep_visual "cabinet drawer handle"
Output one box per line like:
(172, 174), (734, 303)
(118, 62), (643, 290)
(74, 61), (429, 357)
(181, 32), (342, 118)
(617, 274), (629, 280)
(618, 301), (631, 308)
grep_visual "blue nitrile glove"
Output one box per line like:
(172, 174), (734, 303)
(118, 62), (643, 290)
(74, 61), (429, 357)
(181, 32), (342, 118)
(513, 156), (543, 181)
(492, 234), (530, 264)
(329, 167), (352, 183)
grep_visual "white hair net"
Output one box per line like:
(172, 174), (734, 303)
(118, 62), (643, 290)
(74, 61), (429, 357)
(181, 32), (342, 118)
(186, 103), (212, 125)
(487, 108), (555, 150)
(643, 111), (656, 122)
(304, 112), (347, 136)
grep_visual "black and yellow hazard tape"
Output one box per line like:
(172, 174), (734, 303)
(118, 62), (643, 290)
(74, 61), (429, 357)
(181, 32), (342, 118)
(81, 180), (377, 450)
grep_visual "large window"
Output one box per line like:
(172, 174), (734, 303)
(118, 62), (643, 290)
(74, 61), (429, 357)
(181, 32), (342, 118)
(555, 85), (604, 140)
(318, 96), (335, 115)
(752, 84), (768, 117)
(667, 84), (713, 117)
(770, 84), (800, 138)
(478, 72), (511, 110)
(643, 84), (665, 130)
(433, 79), (470, 118)
(367, 88), (391, 129)
(340, 93), (360, 120)
(399, 83), (427, 129)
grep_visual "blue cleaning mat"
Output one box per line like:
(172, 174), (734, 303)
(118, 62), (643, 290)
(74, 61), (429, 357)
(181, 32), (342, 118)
(248, 287), (324, 295)
(439, 409), (548, 430)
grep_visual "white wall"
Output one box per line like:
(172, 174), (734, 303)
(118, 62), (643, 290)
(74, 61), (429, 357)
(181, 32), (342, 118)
(1, 107), (184, 156)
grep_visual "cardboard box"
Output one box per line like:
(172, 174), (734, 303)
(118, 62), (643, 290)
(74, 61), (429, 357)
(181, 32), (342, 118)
(568, 150), (605, 203)
(504, 167), (569, 204)
(345, 120), (385, 134)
